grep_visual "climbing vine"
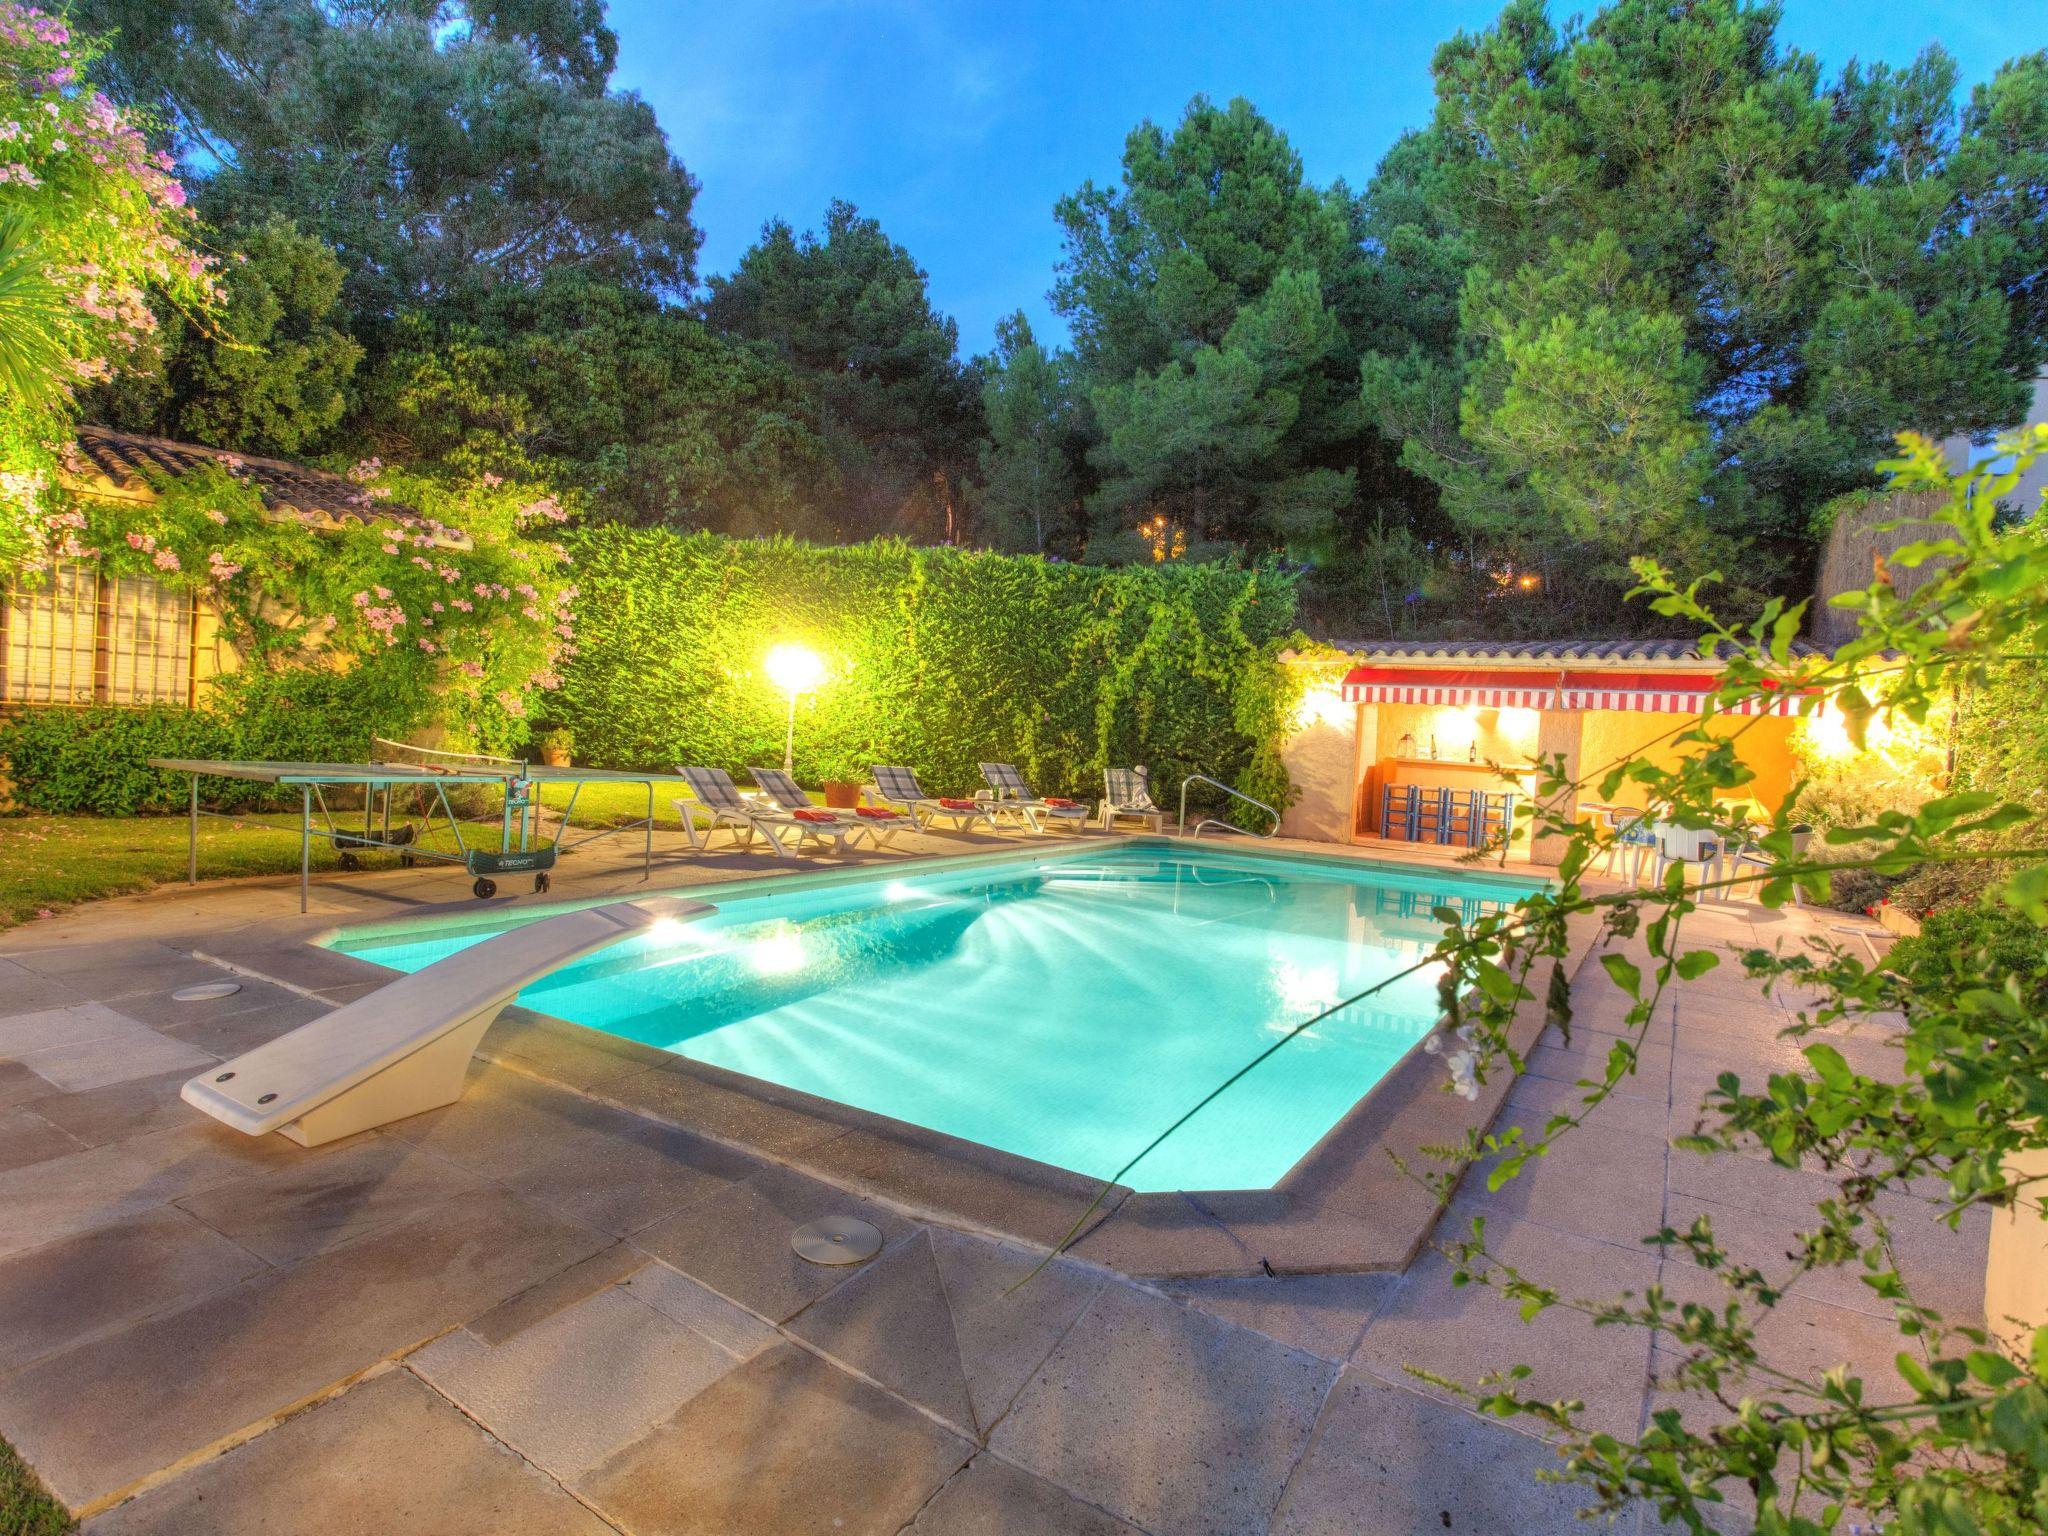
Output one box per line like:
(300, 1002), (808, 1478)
(553, 528), (1302, 801)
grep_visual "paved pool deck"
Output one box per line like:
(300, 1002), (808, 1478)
(0, 826), (1979, 1534)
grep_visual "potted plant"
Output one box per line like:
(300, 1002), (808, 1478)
(536, 727), (574, 768)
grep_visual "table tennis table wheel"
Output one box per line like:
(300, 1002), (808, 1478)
(534, 872), (551, 893)
(472, 877), (498, 899)
(339, 852), (361, 872)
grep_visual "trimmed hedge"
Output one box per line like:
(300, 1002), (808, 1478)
(0, 667), (433, 815)
(553, 530), (1302, 809)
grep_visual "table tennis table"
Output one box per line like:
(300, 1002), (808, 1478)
(149, 752), (681, 911)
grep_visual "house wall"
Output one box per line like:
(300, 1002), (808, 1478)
(1578, 709), (1798, 815)
(1277, 684), (1364, 842)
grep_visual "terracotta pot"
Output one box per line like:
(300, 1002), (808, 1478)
(540, 746), (571, 768)
(821, 779), (861, 809)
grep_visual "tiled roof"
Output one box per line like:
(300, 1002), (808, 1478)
(1320, 636), (1828, 666)
(67, 425), (411, 527)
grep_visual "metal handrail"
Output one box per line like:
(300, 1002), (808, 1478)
(1177, 774), (1280, 840)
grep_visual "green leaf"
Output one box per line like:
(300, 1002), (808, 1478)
(1600, 953), (1643, 999)
(1674, 950), (1719, 980)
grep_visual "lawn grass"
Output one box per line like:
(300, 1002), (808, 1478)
(0, 1434), (70, 1535)
(0, 780), (693, 930)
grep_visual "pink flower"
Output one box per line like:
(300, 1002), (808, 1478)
(204, 507), (227, 524)
(152, 547), (180, 571)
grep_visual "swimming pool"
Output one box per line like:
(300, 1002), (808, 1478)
(328, 845), (1538, 1192)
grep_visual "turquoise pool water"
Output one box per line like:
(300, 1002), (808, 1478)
(329, 846), (1537, 1191)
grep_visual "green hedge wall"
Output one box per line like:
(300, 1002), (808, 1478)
(0, 667), (435, 815)
(553, 530), (1303, 810)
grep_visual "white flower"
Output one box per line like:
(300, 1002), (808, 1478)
(1445, 1048), (1480, 1101)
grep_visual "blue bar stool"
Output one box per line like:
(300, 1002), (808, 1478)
(1443, 789), (1482, 847)
(1381, 783), (1418, 840)
(1413, 786), (1450, 843)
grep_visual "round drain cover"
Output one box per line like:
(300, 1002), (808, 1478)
(790, 1217), (883, 1266)
(172, 982), (243, 1002)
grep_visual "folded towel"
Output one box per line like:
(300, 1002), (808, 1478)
(790, 808), (837, 823)
(1043, 797), (1081, 808)
(937, 798), (979, 811)
(854, 806), (905, 820)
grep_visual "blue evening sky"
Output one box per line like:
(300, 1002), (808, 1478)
(607, 0), (2040, 357)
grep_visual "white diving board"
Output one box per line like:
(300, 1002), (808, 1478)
(182, 896), (712, 1145)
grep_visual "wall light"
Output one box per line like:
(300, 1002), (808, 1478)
(764, 643), (826, 774)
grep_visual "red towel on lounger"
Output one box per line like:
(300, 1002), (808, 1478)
(1044, 797), (1081, 808)
(790, 808), (837, 823)
(937, 798), (979, 811)
(854, 806), (904, 820)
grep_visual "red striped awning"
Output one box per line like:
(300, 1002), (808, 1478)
(1339, 665), (1806, 715)
(1557, 670), (1801, 716)
(1339, 666), (1562, 709)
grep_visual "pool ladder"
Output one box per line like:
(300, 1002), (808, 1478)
(1178, 774), (1281, 840)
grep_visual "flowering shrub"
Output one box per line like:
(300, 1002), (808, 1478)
(46, 457), (581, 756)
(0, 4), (215, 568)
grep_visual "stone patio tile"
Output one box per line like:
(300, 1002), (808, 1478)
(905, 1453), (1143, 1535)
(1269, 1369), (1604, 1535)
(797, 1124), (1124, 1251)
(630, 1160), (912, 1323)
(1658, 1191), (1987, 1327)
(26, 1070), (207, 1148)
(107, 1120), (360, 1202)
(0, 1186), (608, 1514)
(192, 940), (391, 994)
(477, 1013), (674, 1092)
(0, 1208), (267, 1376)
(85, 1369), (614, 1536)
(14, 1025), (214, 1095)
(0, 1000), (149, 1055)
(1652, 1291), (1918, 1414)
(0, 1060), (55, 1111)
(625, 1261), (779, 1359)
(468, 1241), (649, 1346)
(0, 1106), (82, 1173)
(1506, 1071), (1673, 1143)
(592, 1058), (855, 1156)
(173, 1135), (489, 1264)
(411, 1283), (744, 1478)
(1524, 1036), (1673, 1100)
(502, 1116), (760, 1238)
(788, 1230), (978, 1434)
(380, 1062), (608, 1173)
(1352, 1220), (1657, 1439)
(928, 1228), (1106, 1437)
(576, 1342), (972, 1536)
(1068, 1190), (1258, 1276)
(7, 942), (227, 1000)
(152, 994), (332, 1059)
(1455, 1120), (1669, 1254)
(95, 972), (315, 1032)
(0, 1142), (170, 1259)
(991, 1284), (1334, 1536)
(0, 964), (87, 1014)
(1160, 1270), (1399, 1362)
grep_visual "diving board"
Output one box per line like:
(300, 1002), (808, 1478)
(182, 896), (713, 1145)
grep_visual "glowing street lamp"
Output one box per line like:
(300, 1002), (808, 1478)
(765, 643), (825, 775)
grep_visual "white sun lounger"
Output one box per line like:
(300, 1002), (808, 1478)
(675, 766), (861, 857)
(1100, 766), (1167, 832)
(979, 762), (1091, 834)
(867, 765), (995, 832)
(747, 767), (909, 848)
(181, 896), (712, 1146)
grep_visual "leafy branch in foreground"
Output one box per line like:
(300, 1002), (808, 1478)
(1409, 426), (2048, 1535)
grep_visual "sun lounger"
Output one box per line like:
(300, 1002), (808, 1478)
(675, 766), (863, 856)
(867, 765), (995, 832)
(979, 762), (1091, 834)
(747, 766), (908, 848)
(180, 896), (712, 1145)
(1100, 766), (1168, 832)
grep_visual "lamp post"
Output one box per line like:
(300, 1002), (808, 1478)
(764, 643), (825, 775)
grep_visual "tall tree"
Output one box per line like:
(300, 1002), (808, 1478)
(1360, 0), (2048, 605)
(76, 0), (699, 328)
(359, 276), (836, 534)
(1052, 96), (1392, 562)
(705, 200), (982, 541)
(974, 313), (1085, 555)
(87, 218), (363, 456)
